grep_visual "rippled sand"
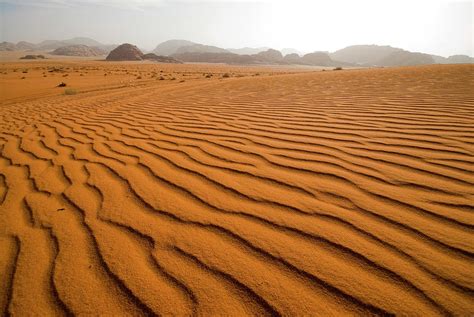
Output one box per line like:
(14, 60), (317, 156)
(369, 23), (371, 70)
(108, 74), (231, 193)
(1, 63), (473, 316)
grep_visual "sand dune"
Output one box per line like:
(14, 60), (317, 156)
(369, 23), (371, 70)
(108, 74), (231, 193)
(1, 64), (473, 315)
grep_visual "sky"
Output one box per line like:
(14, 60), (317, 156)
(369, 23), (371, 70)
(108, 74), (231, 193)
(0, 0), (472, 57)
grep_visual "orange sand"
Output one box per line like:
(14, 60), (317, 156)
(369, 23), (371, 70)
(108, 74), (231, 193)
(0, 62), (473, 316)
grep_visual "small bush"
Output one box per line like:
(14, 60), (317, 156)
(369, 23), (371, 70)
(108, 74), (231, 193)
(333, 67), (343, 71)
(159, 76), (165, 80)
(205, 74), (212, 78)
(64, 88), (77, 95)
(57, 82), (67, 87)
(222, 73), (230, 78)
(136, 76), (142, 79)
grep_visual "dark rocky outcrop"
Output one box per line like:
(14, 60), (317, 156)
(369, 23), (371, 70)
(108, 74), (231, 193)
(20, 54), (45, 59)
(106, 43), (144, 61)
(141, 53), (183, 63)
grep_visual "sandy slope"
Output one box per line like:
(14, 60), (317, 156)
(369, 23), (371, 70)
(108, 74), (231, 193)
(0, 64), (473, 316)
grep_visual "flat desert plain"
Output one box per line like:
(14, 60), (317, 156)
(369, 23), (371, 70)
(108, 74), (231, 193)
(0, 62), (473, 316)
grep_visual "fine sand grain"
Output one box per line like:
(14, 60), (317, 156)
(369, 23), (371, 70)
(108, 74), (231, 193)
(0, 63), (473, 316)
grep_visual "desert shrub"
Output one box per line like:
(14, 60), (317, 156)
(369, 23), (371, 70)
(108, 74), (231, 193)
(64, 88), (77, 95)
(159, 76), (165, 80)
(136, 76), (142, 79)
(254, 73), (260, 76)
(222, 73), (230, 78)
(334, 67), (343, 71)
(22, 70), (28, 73)
(21, 76), (26, 79)
(57, 82), (67, 87)
(205, 74), (212, 78)
(170, 77), (176, 80)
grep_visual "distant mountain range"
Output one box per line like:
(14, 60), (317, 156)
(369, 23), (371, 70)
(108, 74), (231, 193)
(1, 37), (473, 66)
(0, 37), (118, 54)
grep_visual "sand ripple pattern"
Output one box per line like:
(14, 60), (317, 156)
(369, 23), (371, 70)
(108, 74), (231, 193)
(1, 65), (473, 316)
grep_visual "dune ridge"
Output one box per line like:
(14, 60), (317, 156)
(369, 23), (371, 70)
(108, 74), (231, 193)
(1, 64), (473, 316)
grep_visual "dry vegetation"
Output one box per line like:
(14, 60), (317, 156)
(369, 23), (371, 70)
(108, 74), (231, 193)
(0, 62), (473, 316)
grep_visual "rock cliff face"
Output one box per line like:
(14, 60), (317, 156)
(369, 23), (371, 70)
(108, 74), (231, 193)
(51, 45), (106, 56)
(106, 43), (143, 61)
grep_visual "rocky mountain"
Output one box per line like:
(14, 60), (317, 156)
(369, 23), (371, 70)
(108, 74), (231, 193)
(152, 39), (196, 56)
(227, 47), (270, 55)
(172, 52), (255, 64)
(0, 42), (17, 51)
(377, 50), (435, 67)
(16, 41), (36, 50)
(282, 53), (301, 63)
(255, 49), (283, 62)
(173, 48), (348, 67)
(300, 52), (338, 66)
(445, 55), (474, 64)
(281, 48), (303, 56)
(37, 37), (104, 50)
(331, 45), (403, 65)
(106, 43), (144, 61)
(50, 45), (106, 56)
(105, 44), (182, 63)
(174, 44), (229, 54)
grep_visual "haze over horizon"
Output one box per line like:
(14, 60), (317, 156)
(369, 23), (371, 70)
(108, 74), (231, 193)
(0, 0), (473, 57)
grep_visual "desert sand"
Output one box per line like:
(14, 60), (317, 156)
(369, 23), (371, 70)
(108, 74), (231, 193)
(0, 62), (473, 316)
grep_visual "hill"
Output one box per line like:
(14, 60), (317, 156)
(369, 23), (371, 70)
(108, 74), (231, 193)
(377, 50), (435, 67)
(331, 45), (403, 65)
(174, 44), (229, 54)
(0, 42), (17, 51)
(152, 39), (196, 56)
(227, 47), (270, 55)
(51, 45), (106, 56)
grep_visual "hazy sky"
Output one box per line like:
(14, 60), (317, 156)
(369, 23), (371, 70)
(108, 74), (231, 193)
(0, 0), (472, 56)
